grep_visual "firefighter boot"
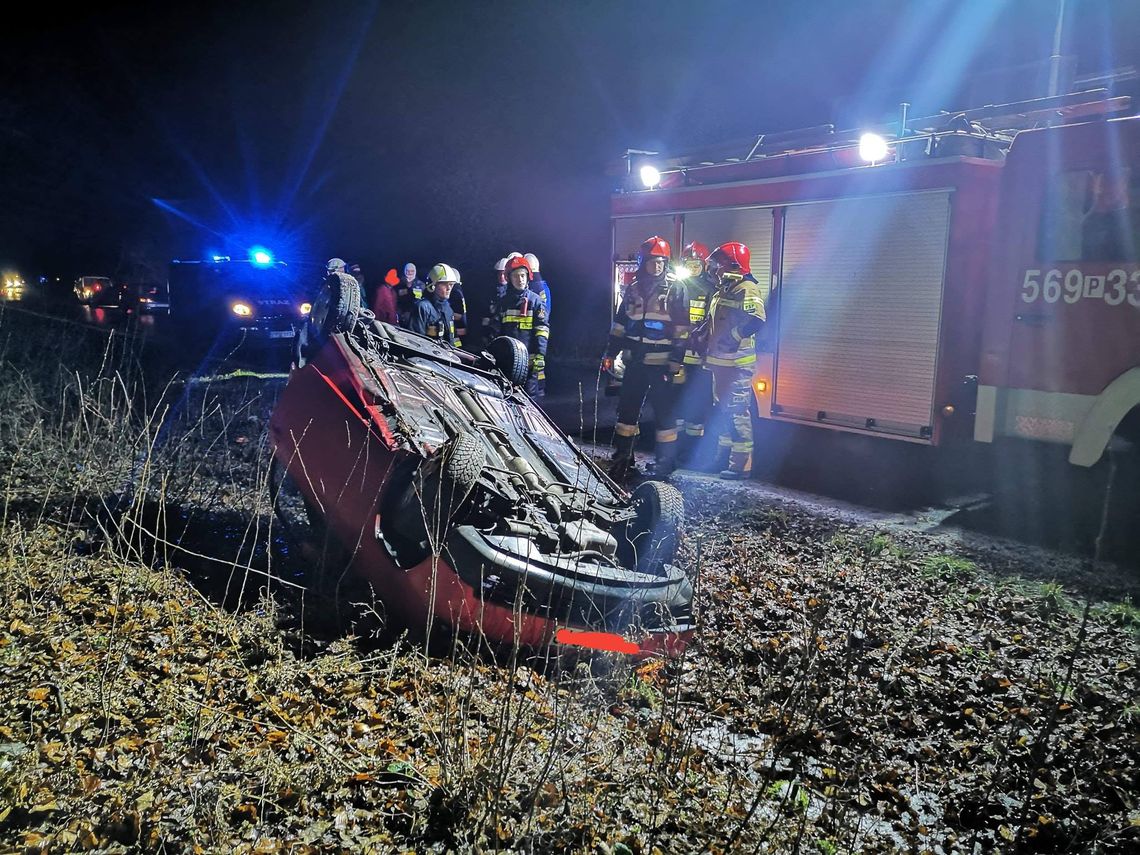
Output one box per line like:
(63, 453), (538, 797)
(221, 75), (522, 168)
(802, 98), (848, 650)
(607, 433), (637, 482)
(676, 429), (702, 467)
(652, 438), (679, 480)
(700, 438), (731, 474)
(720, 447), (752, 481)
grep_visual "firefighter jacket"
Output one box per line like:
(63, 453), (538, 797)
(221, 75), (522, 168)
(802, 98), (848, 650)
(396, 278), (425, 327)
(410, 293), (457, 345)
(534, 277), (552, 321)
(678, 271), (717, 365)
(486, 286), (549, 356)
(448, 284), (468, 343)
(607, 273), (689, 367)
(705, 275), (766, 367)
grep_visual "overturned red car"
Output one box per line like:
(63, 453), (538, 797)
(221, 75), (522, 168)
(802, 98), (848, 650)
(268, 275), (694, 657)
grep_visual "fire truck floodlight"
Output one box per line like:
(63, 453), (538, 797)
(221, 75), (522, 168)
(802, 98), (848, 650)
(858, 133), (889, 164)
(639, 165), (661, 189)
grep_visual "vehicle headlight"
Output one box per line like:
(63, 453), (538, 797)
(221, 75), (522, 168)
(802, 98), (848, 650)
(231, 301), (253, 317)
(299, 302), (312, 316)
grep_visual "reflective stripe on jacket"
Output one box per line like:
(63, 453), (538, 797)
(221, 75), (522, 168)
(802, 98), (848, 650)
(486, 287), (549, 356)
(607, 273), (688, 366)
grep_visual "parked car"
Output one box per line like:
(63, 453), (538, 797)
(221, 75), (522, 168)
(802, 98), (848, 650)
(269, 276), (694, 658)
(73, 275), (118, 306)
(125, 280), (170, 314)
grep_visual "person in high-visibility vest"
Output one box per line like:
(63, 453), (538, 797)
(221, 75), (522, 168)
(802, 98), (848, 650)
(700, 242), (765, 479)
(410, 263), (460, 345)
(602, 235), (689, 481)
(671, 240), (717, 466)
(485, 255), (549, 396)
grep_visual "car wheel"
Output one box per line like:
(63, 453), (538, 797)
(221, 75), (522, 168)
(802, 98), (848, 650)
(312, 272), (361, 337)
(486, 336), (530, 386)
(387, 432), (486, 556)
(618, 479), (684, 575)
(419, 431), (485, 536)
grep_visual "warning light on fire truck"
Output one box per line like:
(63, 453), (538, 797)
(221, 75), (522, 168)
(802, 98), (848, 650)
(754, 378), (769, 394)
(639, 165), (661, 189)
(858, 133), (889, 164)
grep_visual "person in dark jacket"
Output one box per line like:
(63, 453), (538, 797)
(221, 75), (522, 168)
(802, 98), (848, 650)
(396, 262), (425, 328)
(449, 269), (469, 347)
(486, 255), (549, 396)
(409, 263), (459, 345)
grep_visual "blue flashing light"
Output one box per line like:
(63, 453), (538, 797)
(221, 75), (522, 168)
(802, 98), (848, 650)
(249, 247), (274, 267)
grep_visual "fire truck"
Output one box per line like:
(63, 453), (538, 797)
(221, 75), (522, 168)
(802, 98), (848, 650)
(610, 91), (1140, 468)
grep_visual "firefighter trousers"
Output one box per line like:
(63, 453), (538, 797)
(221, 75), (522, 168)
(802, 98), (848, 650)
(614, 360), (678, 463)
(710, 365), (755, 475)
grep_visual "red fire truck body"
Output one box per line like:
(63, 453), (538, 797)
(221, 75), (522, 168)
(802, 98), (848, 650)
(610, 108), (1140, 467)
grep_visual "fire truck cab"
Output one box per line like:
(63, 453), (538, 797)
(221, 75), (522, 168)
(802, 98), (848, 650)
(610, 93), (1139, 467)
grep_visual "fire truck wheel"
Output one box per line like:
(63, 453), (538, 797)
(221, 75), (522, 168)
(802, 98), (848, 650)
(486, 336), (530, 386)
(618, 480), (684, 575)
(313, 271), (361, 337)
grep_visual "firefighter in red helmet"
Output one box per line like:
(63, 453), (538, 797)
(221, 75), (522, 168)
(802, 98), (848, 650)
(700, 241), (765, 479)
(603, 235), (689, 481)
(486, 255), (549, 396)
(671, 240), (717, 466)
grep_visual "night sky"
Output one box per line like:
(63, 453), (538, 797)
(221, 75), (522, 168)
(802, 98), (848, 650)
(2, 0), (1138, 348)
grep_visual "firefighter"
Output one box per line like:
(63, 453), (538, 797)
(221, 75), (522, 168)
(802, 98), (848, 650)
(524, 252), (552, 319)
(486, 255), (549, 396)
(523, 252), (550, 395)
(449, 268), (469, 347)
(699, 241), (765, 480)
(672, 240), (717, 466)
(410, 263), (459, 345)
(602, 235), (689, 481)
(396, 262), (425, 328)
(480, 254), (513, 348)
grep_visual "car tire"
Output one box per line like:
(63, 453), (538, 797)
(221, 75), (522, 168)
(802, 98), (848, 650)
(312, 272), (361, 337)
(386, 432), (486, 555)
(419, 431), (485, 535)
(618, 479), (684, 575)
(486, 336), (530, 386)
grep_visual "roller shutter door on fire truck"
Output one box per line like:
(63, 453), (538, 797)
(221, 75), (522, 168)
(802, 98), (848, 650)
(682, 207), (775, 305)
(613, 216), (676, 262)
(773, 191), (951, 439)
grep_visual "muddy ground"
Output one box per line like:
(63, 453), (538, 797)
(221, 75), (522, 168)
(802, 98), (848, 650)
(0, 309), (1137, 853)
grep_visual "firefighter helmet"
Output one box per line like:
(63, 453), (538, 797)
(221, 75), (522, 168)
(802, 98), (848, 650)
(709, 242), (752, 276)
(637, 235), (671, 269)
(505, 255), (533, 280)
(523, 252), (540, 273)
(427, 263), (460, 288)
(681, 241), (710, 263)
(494, 257), (508, 272)
(384, 268), (399, 286)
